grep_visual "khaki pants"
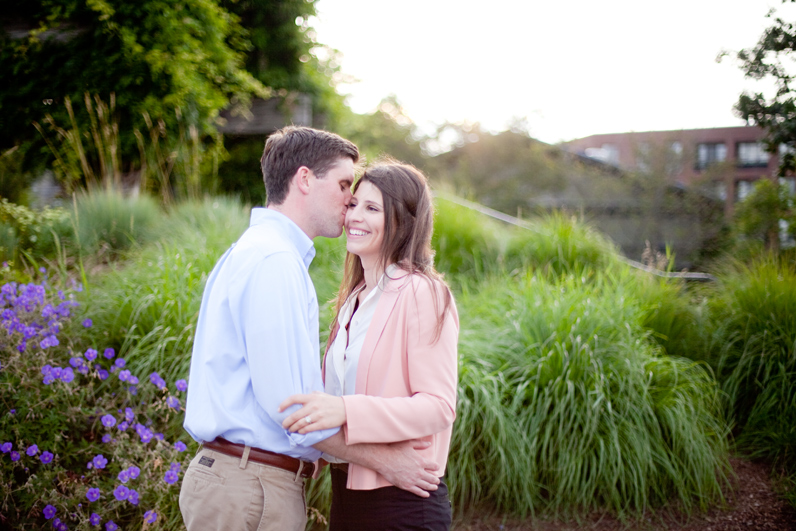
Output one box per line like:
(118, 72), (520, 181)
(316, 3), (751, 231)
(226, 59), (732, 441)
(179, 448), (307, 531)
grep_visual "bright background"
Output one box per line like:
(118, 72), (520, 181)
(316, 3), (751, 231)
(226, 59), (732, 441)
(313, 0), (789, 143)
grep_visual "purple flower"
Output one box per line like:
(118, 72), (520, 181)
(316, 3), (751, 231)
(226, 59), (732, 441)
(26, 444), (38, 456)
(84, 348), (97, 361)
(127, 375), (139, 385)
(60, 368), (74, 383)
(112, 484), (129, 501)
(114, 358), (125, 368)
(174, 441), (187, 452)
(40, 334), (59, 349)
(139, 429), (153, 444)
(149, 372), (166, 389)
(86, 487), (100, 502)
(166, 396), (181, 409)
(118, 370), (131, 382)
(10, 451), (20, 461)
(82, 318), (93, 328)
(128, 386), (138, 395)
(41, 364), (53, 375)
(1, 442), (11, 453)
(154, 432), (164, 441)
(105, 521), (117, 531)
(97, 370), (109, 380)
(43, 374), (55, 385)
(124, 408), (135, 421)
(43, 504), (57, 519)
(170, 461), (182, 472)
(100, 414), (116, 428)
(127, 465), (140, 479)
(69, 357), (84, 368)
(9, 409), (15, 414)
(103, 348), (115, 359)
(77, 365), (89, 375)
(40, 451), (54, 464)
(144, 510), (158, 523)
(127, 488), (139, 505)
(164, 469), (179, 484)
(92, 454), (108, 469)
(101, 434), (111, 443)
(175, 379), (188, 392)
(117, 421), (128, 431)
(39, 267), (46, 274)
(89, 513), (100, 526)
(51, 367), (62, 379)
(117, 469), (129, 483)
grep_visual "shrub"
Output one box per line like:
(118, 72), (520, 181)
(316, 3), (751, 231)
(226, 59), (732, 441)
(449, 270), (730, 517)
(706, 257), (796, 468)
(0, 275), (193, 530)
(72, 188), (162, 258)
(0, 199), (73, 265)
(79, 197), (249, 384)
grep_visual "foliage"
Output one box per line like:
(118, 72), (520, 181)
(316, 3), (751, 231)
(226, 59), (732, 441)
(0, 275), (194, 530)
(79, 197), (248, 384)
(450, 271), (730, 517)
(733, 178), (795, 251)
(705, 257), (796, 471)
(0, 147), (31, 204)
(72, 188), (161, 258)
(336, 96), (426, 167)
(0, 198), (72, 264)
(733, 0), (796, 177)
(0, 0), (266, 169)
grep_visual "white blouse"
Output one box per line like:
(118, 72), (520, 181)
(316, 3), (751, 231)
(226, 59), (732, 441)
(325, 264), (399, 397)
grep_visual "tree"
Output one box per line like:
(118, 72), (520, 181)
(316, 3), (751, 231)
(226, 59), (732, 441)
(732, 0), (796, 249)
(0, 0), (266, 171)
(734, 179), (795, 251)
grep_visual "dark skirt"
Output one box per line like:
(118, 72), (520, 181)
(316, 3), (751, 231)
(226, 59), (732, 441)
(329, 467), (452, 531)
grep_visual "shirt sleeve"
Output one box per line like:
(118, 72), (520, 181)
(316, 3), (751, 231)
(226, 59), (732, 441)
(341, 279), (459, 444)
(230, 251), (339, 449)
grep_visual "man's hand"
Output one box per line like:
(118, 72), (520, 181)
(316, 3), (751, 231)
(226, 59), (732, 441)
(374, 439), (441, 498)
(313, 434), (440, 498)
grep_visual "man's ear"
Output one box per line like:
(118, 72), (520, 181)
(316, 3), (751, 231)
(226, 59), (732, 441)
(293, 166), (313, 195)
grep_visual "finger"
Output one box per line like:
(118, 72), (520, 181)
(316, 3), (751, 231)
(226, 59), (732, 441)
(281, 406), (312, 429)
(419, 471), (440, 485)
(411, 440), (432, 450)
(278, 394), (311, 413)
(405, 486), (431, 498)
(415, 479), (439, 492)
(421, 460), (440, 474)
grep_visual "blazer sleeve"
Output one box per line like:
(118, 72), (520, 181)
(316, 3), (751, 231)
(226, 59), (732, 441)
(342, 278), (459, 444)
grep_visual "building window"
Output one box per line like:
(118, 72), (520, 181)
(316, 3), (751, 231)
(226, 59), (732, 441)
(716, 181), (727, 201)
(737, 142), (769, 167)
(781, 176), (796, 196)
(696, 143), (726, 170)
(736, 180), (753, 202)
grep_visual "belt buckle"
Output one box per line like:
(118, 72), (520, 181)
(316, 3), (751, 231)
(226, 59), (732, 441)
(300, 460), (315, 478)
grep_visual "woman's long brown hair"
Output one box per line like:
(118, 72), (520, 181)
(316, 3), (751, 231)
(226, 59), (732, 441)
(330, 159), (452, 343)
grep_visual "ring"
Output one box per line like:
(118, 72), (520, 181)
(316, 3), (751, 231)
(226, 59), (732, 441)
(304, 416), (312, 424)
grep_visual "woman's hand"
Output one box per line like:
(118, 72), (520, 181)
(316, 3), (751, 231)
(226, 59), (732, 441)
(279, 391), (347, 434)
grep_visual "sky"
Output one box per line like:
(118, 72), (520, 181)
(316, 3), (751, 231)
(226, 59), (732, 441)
(311, 0), (792, 144)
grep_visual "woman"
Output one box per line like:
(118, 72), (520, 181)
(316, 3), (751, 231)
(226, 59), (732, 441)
(280, 161), (459, 530)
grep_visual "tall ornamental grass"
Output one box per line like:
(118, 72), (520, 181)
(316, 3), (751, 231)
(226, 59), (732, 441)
(449, 270), (730, 517)
(706, 257), (796, 470)
(73, 188), (161, 257)
(78, 197), (249, 384)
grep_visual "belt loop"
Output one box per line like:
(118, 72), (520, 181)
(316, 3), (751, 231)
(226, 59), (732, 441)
(239, 445), (251, 469)
(294, 461), (303, 482)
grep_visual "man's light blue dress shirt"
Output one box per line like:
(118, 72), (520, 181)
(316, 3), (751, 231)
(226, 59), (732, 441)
(183, 208), (338, 461)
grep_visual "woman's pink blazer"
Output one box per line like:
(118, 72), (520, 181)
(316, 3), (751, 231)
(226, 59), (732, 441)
(323, 270), (459, 490)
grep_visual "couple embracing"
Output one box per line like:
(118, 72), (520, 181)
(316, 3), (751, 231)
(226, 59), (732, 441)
(178, 126), (459, 531)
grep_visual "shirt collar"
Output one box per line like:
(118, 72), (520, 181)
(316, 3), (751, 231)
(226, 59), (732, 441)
(250, 208), (316, 268)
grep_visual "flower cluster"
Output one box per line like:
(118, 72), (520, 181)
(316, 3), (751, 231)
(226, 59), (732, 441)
(1, 279), (193, 529)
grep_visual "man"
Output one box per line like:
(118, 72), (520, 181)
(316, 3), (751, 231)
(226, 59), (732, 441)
(180, 126), (439, 531)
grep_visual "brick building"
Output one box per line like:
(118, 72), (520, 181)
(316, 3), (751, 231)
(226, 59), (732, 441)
(563, 126), (790, 217)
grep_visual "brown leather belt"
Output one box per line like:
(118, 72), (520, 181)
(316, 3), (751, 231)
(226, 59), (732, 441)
(203, 438), (315, 478)
(330, 462), (349, 474)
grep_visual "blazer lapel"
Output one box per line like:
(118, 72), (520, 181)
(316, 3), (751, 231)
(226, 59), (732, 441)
(355, 270), (409, 394)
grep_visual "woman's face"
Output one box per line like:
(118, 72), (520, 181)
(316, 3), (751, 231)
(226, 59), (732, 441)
(345, 180), (385, 265)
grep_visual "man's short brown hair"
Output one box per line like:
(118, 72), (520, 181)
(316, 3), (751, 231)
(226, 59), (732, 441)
(261, 126), (359, 206)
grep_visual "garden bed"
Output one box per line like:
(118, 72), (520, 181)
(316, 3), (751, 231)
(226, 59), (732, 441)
(454, 458), (796, 530)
